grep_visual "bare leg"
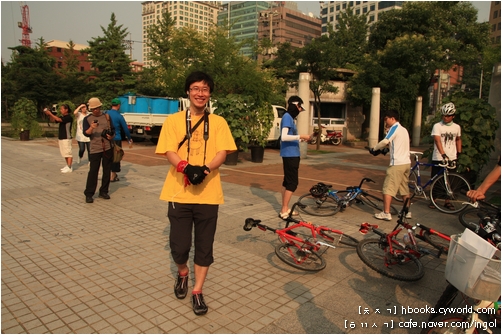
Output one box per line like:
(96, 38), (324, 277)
(383, 194), (408, 213)
(66, 157), (73, 168)
(193, 264), (209, 292)
(281, 187), (293, 214)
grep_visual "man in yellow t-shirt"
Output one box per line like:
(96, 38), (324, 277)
(155, 71), (236, 316)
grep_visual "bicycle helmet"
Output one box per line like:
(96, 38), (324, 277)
(309, 183), (328, 198)
(441, 102), (456, 116)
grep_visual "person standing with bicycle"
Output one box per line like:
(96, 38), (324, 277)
(430, 102), (462, 210)
(370, 110), (411, 221)
(279, 96), (311, 219)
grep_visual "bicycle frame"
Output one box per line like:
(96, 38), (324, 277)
(326, 177), (375, 208)
(409, 152), (448, 198)
(361, 200), (451, 259)
(244, 202), (358, 269)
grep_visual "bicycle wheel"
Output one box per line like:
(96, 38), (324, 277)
(275, 243), (326, 271)
(356, 238), (425, 281)
(318, 228), (358, 247)
(421, 314), (467, 334)
(358, 192), (399, 215)
(393, 170), (418, 202)
(429, 283), (459, 321)
(459, 208), (484, 232)
(423, 231), (450, 255)
(297, 191), (348, 216)
(430, 173), (471, 214)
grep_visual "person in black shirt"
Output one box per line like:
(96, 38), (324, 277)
(43, 104), (74, 173)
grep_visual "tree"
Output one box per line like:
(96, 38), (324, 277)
(348, 1), (490, 130)
(3, 38), (60, 116)
(84, 13), (136, 105)
(332, 6), (368, 70)
(296, 35), (340, 150)
(59, 40), (94, 104)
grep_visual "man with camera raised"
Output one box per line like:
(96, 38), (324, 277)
(82, 97), (115, 203)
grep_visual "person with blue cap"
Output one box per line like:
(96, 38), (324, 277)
(107, 98), (132, 182)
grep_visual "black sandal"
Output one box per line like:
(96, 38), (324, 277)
(111, 176), (120, 182)
(443, 202), (455, 210)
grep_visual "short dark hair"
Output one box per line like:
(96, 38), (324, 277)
(382, 110), (400, 121)
(185, 71), (214, 93)
(61, 104), (71, 113)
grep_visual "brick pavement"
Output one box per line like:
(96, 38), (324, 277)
(1, 137), (483, 334)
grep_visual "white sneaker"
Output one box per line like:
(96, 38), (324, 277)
(60, 166), (68, 171)
(61, 166), (72, 173)
(374, 211), (392, 221)
(77, 156), (81, 164)
(405, 212), (412, 219)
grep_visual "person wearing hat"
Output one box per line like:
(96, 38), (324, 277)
(82, 97), (115, 203)
(107, 98), (132, 182)
(279, 96), (311, 219)
(43, 104), (74, 173)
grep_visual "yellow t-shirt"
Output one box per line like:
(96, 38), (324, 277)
(155, 110), (237, 204)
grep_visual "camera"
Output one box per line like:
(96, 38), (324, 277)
(101, 129), (114, 138)
(93, 120), (98, 124)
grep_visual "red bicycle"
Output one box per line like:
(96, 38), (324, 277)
(243, 202), (358, 271)
(357, 199), (453, 281)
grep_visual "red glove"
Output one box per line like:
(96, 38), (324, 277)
(176, 160), (190, 187)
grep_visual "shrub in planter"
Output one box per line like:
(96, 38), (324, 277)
(214, 94), (252, 151)
(11, 98), (42, 138)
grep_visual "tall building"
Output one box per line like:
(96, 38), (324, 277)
(320, 1), (403, 34)
(218, 1), (272, 58)
(489, 1), (501, 45)
(257, 2), (322, 61)
(218, 1), (321, 59)
(141, 1), (221, 67)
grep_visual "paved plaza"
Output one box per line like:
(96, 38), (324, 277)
(1, 137), (483, 333)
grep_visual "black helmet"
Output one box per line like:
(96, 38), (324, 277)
(309, 183), (328, 198)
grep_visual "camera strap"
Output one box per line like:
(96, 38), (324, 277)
(178, 108), (209, 163)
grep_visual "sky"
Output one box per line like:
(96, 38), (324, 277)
(1, 1), (492, 64)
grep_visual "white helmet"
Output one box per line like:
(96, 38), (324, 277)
(441, 102), (456, 116)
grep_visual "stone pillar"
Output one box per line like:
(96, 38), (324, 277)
(368, 87), (380, 148)
(412, 96), (423, 147)
(298, 72), (311, 158)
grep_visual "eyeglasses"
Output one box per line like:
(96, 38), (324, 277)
(189, 87), (210, 94)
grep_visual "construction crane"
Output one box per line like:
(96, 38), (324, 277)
(17, 2), (32, 47)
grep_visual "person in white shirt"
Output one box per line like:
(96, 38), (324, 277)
(370, 110), (411, 221)
(430, 102), (462, 210)
(74, 103), (91, 164)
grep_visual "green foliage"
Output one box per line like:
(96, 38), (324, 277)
(214, 94), (254, 150)
(247, 102), (274, 148)
(349, 1), (490, 129)
(84, 13), (136, 103)
(11, 98), (42, 136)
(3, 39), (61, 114)
(422, 92), (498, 176)
(142, 18), (283, 105)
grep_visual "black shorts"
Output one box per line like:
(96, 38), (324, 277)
(282, 156), (300, 192)
(167, 203), (218, 267)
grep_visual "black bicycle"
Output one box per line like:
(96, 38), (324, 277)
(297, 177), (398, 217)
(459, 199), (500, 235)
